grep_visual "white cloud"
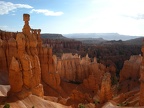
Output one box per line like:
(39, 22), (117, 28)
(0, 1), (33, 15)
(0, 1), (63, 16)
(90, 0), (144, 20)
(106, 0), (144, 19)
(30, 9), (63, 16)
(74, 0), (144, 35)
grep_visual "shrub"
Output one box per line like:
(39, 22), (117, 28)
(78, 103), (85, 108)
(94, 99), (100, 105)
(111, 76), (118, 85)
(3, 103), (10, 108)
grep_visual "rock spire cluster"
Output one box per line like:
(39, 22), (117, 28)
(7, 14), (44, 99)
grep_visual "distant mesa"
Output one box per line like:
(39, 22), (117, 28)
(41, 33), (69, 40)
(63, 33), (142, 41)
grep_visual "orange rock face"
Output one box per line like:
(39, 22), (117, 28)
(119, 55), (142, 93)
(0, 39), (8, 73)
(139, 46), (144, 106)
(70, 90), (85, 102)
(83, 75), (99, 93)
(7, 38), (18, 67)
(9, 57), (23, 92)
(6, 14), (44, 99)
(99, 72), (112, 104)
(39, 47), (61, 91)
(120, 55), (142, 82)
(56, 53), (107, 83)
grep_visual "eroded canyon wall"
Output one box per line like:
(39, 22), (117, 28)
(119, 55), (142, 93)
(56, 53), (109, 83)
(0, 14), (63, 99)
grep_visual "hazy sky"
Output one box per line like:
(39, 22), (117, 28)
(0, 0), (144, 36)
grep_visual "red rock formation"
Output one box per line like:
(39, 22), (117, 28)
(56, 53), (107, 83)
(119, 55), (142, 93)
(99, 72), (112, 104)
(83, 75), (99, 93)
(22, 14), (31, 36)
(9, 57), (23, 92)
(57, 55), (80, 82)
(0, 39), (8, 84)
(7, 14), (44, 99)
(7, 38), (18, 67)
(139, 45), (144, 106)
(0, 31), (20, 85)
(39, 46), (61, 90)
(82, 59), (106, 93)
(101, 45), (144, 107)
(42, 37), (82, 51)
(70, 90), (85, 102)
(120, 55), (142, 82)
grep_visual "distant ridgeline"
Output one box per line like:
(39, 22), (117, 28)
(41, 33), (68, 40)
(41, 33), (82, 51)
(63, 33), (142, 41)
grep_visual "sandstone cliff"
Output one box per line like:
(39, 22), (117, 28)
(7, 14), (44, 99)
(56, 53), (107, 83)
(0, 14), (62, 99)
(119, 55), (142, 93)
(102, 55), (143, 107)
(139, 45), (144, 106)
